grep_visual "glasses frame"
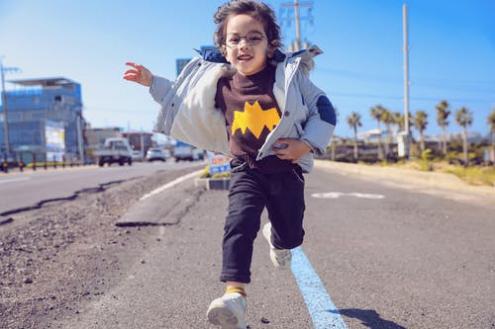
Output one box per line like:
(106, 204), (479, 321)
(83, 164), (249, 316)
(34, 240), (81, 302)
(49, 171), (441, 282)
(224, 32), (267, 48)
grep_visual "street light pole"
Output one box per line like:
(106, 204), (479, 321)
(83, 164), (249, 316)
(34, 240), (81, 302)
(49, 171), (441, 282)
(402, 3), (411, 158)
(76, 112), (85, 164)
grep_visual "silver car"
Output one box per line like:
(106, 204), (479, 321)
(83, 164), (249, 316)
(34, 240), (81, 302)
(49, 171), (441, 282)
(146, 148), (167, 162)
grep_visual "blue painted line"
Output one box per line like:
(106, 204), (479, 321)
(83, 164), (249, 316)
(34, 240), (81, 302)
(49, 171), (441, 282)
(291, 247), (348, 329)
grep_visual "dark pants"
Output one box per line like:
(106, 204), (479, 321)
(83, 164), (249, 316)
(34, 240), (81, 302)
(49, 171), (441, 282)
(220, 160), (306, 284)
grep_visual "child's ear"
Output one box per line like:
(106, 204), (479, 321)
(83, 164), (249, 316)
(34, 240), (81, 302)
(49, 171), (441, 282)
(267, 41), (277, 58)
(267, 46), (276, 58)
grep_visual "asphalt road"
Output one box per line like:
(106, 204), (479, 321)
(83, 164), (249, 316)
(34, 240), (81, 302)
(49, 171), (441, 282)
(0, 161), (204, 215)
(48, 166), (495, 329)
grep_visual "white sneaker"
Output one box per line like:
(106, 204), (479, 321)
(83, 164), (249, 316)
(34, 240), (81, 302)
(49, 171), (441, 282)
(262, 222), (292, 268)
(207, 292), (247, 329)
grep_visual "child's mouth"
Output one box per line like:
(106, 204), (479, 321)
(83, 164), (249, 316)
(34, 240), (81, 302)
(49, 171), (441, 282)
(237, 55), (253, 61)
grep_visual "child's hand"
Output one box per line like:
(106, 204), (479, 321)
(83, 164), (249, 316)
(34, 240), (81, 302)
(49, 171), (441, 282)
(272, 138), (312, 163)
(123, 62), (153, 87)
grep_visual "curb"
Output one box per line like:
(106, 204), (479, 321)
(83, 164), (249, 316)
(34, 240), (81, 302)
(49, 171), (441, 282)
(0, 216), (14, 226)
(194, 177), (230, 190)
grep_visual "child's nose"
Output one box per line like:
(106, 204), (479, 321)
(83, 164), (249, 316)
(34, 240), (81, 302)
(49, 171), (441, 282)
(238, 38), (250, 49)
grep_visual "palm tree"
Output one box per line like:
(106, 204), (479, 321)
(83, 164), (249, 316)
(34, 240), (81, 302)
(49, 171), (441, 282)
(370, 105), (385, 159)
(347, 112), (362, 161)
(392, 112), (403, 134)
(435, 100), (451, 156)
(381, 108), (395, 158)
(414, 111), (428, 152)
(455, 107), (473, 165)
(488, 108), (495, 163)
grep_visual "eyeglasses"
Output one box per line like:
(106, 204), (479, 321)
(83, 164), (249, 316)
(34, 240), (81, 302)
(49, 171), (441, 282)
(225, 32), (266, 48)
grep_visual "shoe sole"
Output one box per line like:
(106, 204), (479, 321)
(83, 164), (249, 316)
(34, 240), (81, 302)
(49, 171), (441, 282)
(207, 304), (240, 328)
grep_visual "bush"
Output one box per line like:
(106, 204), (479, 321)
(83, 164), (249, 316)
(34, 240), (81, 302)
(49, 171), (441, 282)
(418, 149), (433, 171)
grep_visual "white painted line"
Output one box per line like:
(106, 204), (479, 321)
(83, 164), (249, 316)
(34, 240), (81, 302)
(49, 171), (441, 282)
(348, 192), (385, 199)
(291, 247), (348, 329)
(0, 177), (30, 185)
(139, 170), (203, 201)
(312, 192), (384, 199)
(312, 192), (342, 199)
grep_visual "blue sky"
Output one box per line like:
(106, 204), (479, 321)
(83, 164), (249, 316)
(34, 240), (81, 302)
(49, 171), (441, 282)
(0, 0), (494, 138)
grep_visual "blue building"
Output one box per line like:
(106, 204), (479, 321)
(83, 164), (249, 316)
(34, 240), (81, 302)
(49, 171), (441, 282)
(0, 77), (84, 163)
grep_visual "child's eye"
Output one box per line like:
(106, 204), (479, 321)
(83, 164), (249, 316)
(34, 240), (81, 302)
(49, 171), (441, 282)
(247, 36), (263, 43)
(228, 37), (240, 44)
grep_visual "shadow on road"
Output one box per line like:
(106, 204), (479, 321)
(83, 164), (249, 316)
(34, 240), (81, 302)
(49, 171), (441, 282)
(328, 308), (407, 329)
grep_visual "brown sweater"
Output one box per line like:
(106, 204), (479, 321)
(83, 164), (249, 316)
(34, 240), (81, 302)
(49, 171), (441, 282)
(215, 64), (295, 173)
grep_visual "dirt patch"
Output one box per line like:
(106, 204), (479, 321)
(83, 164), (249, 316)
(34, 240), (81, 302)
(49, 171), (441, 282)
(0, 167), (202, 329)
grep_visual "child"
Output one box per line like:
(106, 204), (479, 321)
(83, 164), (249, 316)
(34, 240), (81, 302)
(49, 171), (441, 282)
(123, 1), (336, 328)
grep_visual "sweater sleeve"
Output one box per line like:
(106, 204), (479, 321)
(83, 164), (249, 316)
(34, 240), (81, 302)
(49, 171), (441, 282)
(149, 75), (174, 105)
(298, 73), (337, 155)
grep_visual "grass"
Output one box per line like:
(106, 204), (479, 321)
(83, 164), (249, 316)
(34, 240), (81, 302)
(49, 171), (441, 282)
(442, 166), (495, 187)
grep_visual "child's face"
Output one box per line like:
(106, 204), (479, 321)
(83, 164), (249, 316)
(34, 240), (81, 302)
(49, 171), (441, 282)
(223, 14), (270, 76)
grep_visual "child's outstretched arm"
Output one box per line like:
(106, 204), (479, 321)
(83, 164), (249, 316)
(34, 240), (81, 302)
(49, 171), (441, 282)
(123, 62), (153, 86)
(123, 62), (174, 107)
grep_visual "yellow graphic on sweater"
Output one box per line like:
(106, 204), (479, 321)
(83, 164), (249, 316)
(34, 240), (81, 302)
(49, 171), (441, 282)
(231, 101), (280, 139)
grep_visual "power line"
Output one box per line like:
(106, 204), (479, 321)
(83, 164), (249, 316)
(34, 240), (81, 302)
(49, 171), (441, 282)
(318, 66), (495, 88)
(328, 91), (494, 104)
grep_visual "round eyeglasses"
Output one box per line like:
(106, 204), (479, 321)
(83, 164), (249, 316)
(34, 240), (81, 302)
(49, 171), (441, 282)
(225, 32), (266, 48)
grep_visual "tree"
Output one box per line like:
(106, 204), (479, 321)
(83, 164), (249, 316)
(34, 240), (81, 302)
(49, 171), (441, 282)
(435, 100), (451, 156)
(370, 105), (385, 160)
(488, 108), (495, 163)
(381, 108), (395, 158)
(392, 112), (403, 134)
(414, 111), (428, 152)
(394, 112), (412, 132)
(455, 107), (473, 165)
(347, 112), (362, 161)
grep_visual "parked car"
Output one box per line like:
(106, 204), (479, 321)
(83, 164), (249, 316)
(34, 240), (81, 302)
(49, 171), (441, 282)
(146, 148), (167, 162)
(174, 141), (204, 161)
(94, 137), (133, 167)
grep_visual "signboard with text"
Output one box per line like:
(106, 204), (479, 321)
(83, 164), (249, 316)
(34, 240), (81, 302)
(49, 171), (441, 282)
(45, 120), (65, 162)
(207, 151), (231, 175)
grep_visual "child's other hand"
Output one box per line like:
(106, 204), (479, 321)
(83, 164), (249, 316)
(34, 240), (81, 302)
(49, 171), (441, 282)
(123, 62), (153, 87)
(272, 138), (312, 163)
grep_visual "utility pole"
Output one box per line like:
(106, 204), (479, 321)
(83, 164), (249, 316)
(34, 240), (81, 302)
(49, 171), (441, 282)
(402, 3), (411, 158)
(281, 0), (313, 51)
(76, 112), (85, 164)
(0, 58), (21, 157)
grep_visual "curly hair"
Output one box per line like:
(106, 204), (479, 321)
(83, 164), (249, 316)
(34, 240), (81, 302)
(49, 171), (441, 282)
(213, 0), (282, 53)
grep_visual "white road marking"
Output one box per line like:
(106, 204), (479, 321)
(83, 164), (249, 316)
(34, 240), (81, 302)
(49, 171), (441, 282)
(312, 192), (385, 199)
(139, 169), (203, 201)
(0, 177), (30, 185)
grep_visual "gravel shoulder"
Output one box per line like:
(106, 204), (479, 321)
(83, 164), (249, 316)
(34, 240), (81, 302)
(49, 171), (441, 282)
(0, 166), (202, 329)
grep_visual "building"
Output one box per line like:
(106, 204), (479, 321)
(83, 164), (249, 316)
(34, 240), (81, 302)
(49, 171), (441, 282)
(175, 46), (217, 77)
(85, 126), (122, 148)
(122, 131), (153, 154)
(0, 77), (84, 163)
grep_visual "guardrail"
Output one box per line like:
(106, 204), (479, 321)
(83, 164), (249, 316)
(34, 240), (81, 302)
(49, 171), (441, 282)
(1, 159), (89, 174)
